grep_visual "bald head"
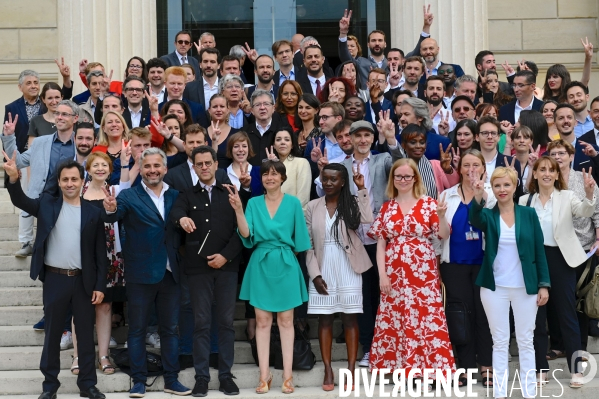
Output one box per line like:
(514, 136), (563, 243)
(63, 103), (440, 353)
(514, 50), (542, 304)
(420, 38), (439, 65)
(291, 34), (304, 52)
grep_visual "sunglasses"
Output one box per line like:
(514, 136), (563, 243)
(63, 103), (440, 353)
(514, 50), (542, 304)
(453, 106), (472, 113)
(177, 40), (191, 45)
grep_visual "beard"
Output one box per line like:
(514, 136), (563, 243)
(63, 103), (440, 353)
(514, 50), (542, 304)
(370, 46), (384, 57)
(258, 74), (273, 84)
(427, 97), (442, 107)
(77, 146), (92, 157)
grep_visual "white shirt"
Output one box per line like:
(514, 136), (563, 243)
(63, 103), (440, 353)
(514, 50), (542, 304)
(129, 107), (142, 128)
(307, 74), (326, 95)
(141, 181), (172, 271)
(177, 52), (189, 65)
(532, 193), (558, 247)
(368, 98), (383, 123)
(151, 86), (166, 104)
(432, 108), (456, 135)
(187, 159), (198, 186)
(514, 98), (533, 123)
(227, 163), (254, 190)
(202, 77), (219, 110)
(426, 60), (443, 77)
(443, 93), (456, 109)
(256, 120), (272, 136)
(484, 152), (499, 183)
(493, 217), (526, 288)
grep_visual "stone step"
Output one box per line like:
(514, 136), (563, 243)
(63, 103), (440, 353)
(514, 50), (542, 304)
(0, 213), (20, 228)
(0, 287), (42, 306)
(0, 200), (15, 214)
(0, 270), (41, 287)
(0, 255), (30, 271)
(1, 363), (598, 396)
(0, 226), (19, 241)
(0, 306), (43, 326)
(0, 240), (27, 256)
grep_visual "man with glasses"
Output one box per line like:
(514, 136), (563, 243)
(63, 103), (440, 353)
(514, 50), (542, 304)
(183, 48), (221, 110)
(161, 30), (201, 80)
(365, 68), (394, 125)
(122, 76), (151, 128)
(304, 102), (345, 164)
(498, 70), (542, 125)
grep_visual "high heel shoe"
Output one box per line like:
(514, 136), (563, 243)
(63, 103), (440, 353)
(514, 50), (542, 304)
(282, 376), (294, 394)
(322, 370), (334, 391)
(256, 372), (273, 394)
(70, 356), (79, 375)
(98, 355), (115, 375)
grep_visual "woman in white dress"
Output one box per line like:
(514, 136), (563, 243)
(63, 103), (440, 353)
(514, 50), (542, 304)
(305, 163), (373, 391)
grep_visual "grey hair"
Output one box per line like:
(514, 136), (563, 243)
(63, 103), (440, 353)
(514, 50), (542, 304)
(251, 89), (275, 106)
(229, 45), (245, 59)
(218, 74), (244, 94)
(18, 70), (40, 85)
(139, 147), (167, 167)
(86, 70), (104, 85)
(200, 32), (215, 41)
(58, 100), (80, 116)
(402, 98), (433, 131)
(454, 74), (477, 90)
(300, 36), (318, 50)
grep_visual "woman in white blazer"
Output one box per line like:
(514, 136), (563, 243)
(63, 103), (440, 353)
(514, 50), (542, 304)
(519, 155), (596, 389)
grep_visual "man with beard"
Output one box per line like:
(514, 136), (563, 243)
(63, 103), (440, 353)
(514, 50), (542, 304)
(579, 96), (599, 146)
(183, 48), (221, 110)
(247, 55), (278, 101)
(418, 38), (464, 83)
(296, 45), (333, 96)
(425, 76), (455, 135)
(147, 58), (168, 104)
(498, 70), (543, 125)
(565, 82), (594, 138)
(398, 56), (426, 99)
(474, 50), (514, 97)
(439, 63), (457, 108)
(74, 122), (95, 166)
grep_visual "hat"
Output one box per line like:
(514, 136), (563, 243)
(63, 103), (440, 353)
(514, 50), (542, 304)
(349, 120), (375, 135)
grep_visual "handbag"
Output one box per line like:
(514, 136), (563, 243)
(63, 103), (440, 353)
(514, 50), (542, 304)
(442, 282), (471, 346)
(576, 258), (599, 318)
(110, 348), (164, 377)
(270, 320), (316, 370)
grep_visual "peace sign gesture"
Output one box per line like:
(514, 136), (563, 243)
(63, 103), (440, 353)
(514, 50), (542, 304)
(225, 184), (243, 211)
(439, 143), (453, 173)
(210, 120), (221, 149)
(239, 162), (251, 188)
(151, 118), (170, 139)
(436, 192), (448, 218)
(242, 42), (258, 63)
(265, 146), (278, 161)
(377, 110), (396, 143)
(54, 57), (70, 78)
(102, 186), (117, 212)
(437, 110), (450, 136)
(504, 156), (517, 172)
(423, 4), (434, 31)
(527, 144), (541, 167)
(145, 91), (159, 115)
(239, 91), (251, 113)
(477, 68), (489, 90)
(328, 84), (341, 102)
(517, 59), (529, 72)
(310, 137), (323, 162)
(339, 9), (352, 35)
(469, 169), (486, 198)
(582, 168), (596, 199)
(119, 139), (131, 166)
(1, 150), (19, 181)
(2, 112), (18, 136)
(581, 37), (594, 60)
(78, 59), (88, 74)
(353, 163), (365, 190)
(451, 147), (460, 170)
(501, 60), (515, 76)
(317, 148), (329, 171)
(102, 69), (113, 93)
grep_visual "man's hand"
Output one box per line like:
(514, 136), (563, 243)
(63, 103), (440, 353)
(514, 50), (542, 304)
(437, 111), (450, 136)
(102, 69), (113, 94)
(55, 57), (71, 87)
(339, 9), (352, 36)
(501, 60), (515, 76)
(239, 162), (252, 188)
(317, 148), (329, 171)
(207, 254), (227, 268)
(91, 291), (105, 305)
(79, 59), (89, 74)
(423, 4), (434, 33)
(102, 186), (117, 212)
(2, 150), (19, 183)
(145, 91), (159, 115)
(242, 42), (258, 63)
(179, 217), (196, 234)
(388, 64), (401, 88)
(377, 110), (396, 145)
(310, 137), (324, 163)
(582, 37), (594, 60)
(3, 113), (18, 136)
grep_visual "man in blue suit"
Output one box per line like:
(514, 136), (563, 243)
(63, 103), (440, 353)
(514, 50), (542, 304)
(364, 68), (394, 125)
(159, 66), (208, 128)
(160, 30), (201, 80)
(498, 70), (543, 125)
(418, 38), (465, 84)
(103, 148), (191, 397)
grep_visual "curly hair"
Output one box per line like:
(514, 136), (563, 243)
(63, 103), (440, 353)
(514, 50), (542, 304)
(317, 77), (357, 104)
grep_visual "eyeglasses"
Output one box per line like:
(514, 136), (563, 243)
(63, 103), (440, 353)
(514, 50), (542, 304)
(252, 102), (273, 109)
(393, 175), (414, 181)
(319, 114), (336, 121)
(177, 40), (191, 45)
(453, 106), (472, 113)
(125, 87), (144, 93)
(370, 79), (386, 85)
(511, 83), (532, 89)
(128, 64), (143, 70)
(438, 68), (454, 74)
(53, 111), (76, 118)
(479, 131), (499, 137)
(194, 161), (213, 168)
(549, 151), (568, 157)
(224, 85), (242, 90)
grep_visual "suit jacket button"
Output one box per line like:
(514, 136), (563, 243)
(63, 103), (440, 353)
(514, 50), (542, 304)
(206, 204), (209, 206)
(206, 219), (209, 222)
(345, 245), (349, 249)
(193, 206), (196, 209)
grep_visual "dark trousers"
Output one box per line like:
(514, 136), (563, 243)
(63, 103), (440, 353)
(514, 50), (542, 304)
(543, 246), (584, 373)
(41, 271), (96, 393)
(534, 305), (550, 372)
(178, 272), (194, 355)
(358, 244), (380, 354)
(127, 271), (180, 385)
(439, 263), (493, 369)
(188, 270), (237, 381)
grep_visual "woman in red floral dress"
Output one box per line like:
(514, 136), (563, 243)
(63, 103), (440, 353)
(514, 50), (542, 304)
(368, 158), (456, 379)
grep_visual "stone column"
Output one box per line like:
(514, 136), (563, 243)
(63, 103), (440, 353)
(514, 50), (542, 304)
(390, 0), (488, 77)
(57, 0), (157, 94)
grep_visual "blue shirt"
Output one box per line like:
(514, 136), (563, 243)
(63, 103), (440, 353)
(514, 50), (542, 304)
(43, 132), (75, 196)
(449, 202), (484, 265)
(423, 129), (451, 161)
(229, 109), (245, 129)
(574, 115), (594, 138)
(278, 67), (295, 86)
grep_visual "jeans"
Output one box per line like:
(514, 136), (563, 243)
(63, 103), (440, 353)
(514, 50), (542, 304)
(126, 271), (180, 385)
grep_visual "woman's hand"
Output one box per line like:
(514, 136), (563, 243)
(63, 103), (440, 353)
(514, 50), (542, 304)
(439, 143), (453, 174)
(353, 163), (365, 190)
(265, 146), (278, 161)
(313, 276), (329, 295)
(210, 120), (221, 149)
(145, 92), (159, 115)
(437, 192), (448, 218)
(582, 37), (594, 60)
(328, 84), (341, 102)
(225, 184), (243, 212)
(537, 287), (549, 306)
(2, 113), (18, 136)
(470, 170), (486, 200)
(379, 273), (392, 296)
(151, 119), (170, 139)
(239, 162), (251, 188)
(583, 167), (596, 200)
(527, 144), (540, 167)
(437, 111), (450, 137)
(119, 139), (131, 166)
(451, 147), (460, 170)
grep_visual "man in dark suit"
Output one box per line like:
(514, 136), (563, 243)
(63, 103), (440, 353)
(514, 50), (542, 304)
(296, 45), (334, 97)
(475, 50), (515, 97)
(578, 95), (599, 146)
(498, 70), (543, 125)
(122, 76), (151, 128)
(160, 30), (201, 80)
(246, 55), (279, 102)
(159, 66), (208, 127)
(183, 48), (221, 110)
(365, 68), (395, 125)
(170, 146), (243, 396)
(4, 157), (107, 399)
(103, 148), (191, 397)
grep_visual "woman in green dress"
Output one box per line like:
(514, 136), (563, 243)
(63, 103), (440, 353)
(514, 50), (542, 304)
(226, 159), (311, 394)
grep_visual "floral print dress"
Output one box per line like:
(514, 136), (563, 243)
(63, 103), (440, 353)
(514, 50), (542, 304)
(367, 197), (456, 377)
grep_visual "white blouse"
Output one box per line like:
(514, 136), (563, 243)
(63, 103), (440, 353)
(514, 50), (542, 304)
(493, 217), (526, 288)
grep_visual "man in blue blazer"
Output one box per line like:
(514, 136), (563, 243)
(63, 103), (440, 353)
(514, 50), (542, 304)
(160, 30), (201, 80)
(498, 70), (543, 125)
(159, 66), (208, 127)
(103, 148), (191, 397)
(416, 38), (465, 85)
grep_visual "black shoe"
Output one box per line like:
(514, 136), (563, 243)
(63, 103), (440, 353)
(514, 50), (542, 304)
(38, 392), (57, 399)
(219, 376), (239, 396)
(80, 386), (106, 399)
(209, 352), (219, 370)
(192, 378), (209, 397)
(179, 354), (194, 370)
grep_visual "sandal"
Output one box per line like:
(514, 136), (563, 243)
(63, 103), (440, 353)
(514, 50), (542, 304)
(569, 374), (584, 389)
(456, 374), (468, 387)
(70, 356), (79, 375)
(537, 372), (549, 387)
(256, 372), (273, 394)
(282, 376), (294, 394)
(481, 370), (493, 388)
(546, 350), (565, 361)
(98, 355), (115, 375)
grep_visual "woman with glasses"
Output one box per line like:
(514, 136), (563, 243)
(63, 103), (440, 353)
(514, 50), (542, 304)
(275, 80), (303, 132)
(520, 156), (595, 389)
(227, 160), (311, 394)
(28, 82), (63, 145)
(295, 94), (320, 152)
(207, 94), (240, 169)
(367, 158), (456, 381)
(220, 74), (250, 129)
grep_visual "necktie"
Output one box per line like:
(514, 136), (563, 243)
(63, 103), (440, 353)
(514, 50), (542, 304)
(182, 56), (187, 64)
(315, 79), (322, 97)
(205, 185), (212, 202)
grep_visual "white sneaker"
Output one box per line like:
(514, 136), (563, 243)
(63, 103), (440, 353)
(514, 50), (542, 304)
(109, 336), (118, 348)
(146, 332), (161, 348)
(60, 331), (73, 350)
(358, 351), (370, 367)
(124, 340), (127, 348)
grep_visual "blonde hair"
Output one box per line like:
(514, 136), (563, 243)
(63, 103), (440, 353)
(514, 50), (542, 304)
(386, 158), (425, 199)
(490, 166), (518, 186)
(97, 111), (129, 146)
(85, 152), (113, 175)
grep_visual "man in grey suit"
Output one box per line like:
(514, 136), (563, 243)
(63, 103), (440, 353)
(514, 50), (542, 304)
(161, 30), (201, 80)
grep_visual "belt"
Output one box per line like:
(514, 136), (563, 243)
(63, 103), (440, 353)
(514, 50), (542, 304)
(45, 265), (81, 276)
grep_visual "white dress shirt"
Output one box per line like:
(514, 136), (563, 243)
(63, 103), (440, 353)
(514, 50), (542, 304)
(514, 99), (533, 123)
(203, 77), (219, 110)
(187, 159), (199, 186)
(256, 120), (272, 136)
(307, 74), (326, 95)
(151, 86), (166, 104)
(129, 107), (142, 128)
(532, 193), (559, 247)
(141, 181), (172, 271)
(177, 52), (188, 65)
(485, 152), (498, 184)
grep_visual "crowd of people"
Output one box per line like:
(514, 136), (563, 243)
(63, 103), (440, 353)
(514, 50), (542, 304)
(3, 4), (599, 399)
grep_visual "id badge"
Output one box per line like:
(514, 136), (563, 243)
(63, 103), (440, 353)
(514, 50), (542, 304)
(469, 226), (480, 240)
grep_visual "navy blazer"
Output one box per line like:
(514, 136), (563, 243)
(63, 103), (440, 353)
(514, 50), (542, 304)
(160, 51), (201, 81)
(105, 184), (181, 284)
(418, 62), (465, 85)
(73, 90), (91, 105)
(498, 97), (544, 125)
(364, 98), (395, 125)
(247, 83), (279, 103)
(6, 179), (107, 296)
(159, 98), (208, 128)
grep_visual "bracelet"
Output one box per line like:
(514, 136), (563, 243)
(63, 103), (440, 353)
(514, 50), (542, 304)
(166, 133), (174, 142)
(121, 165), (130, 169)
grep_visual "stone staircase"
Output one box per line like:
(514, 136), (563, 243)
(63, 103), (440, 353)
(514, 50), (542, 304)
(1, 183), (599, 398)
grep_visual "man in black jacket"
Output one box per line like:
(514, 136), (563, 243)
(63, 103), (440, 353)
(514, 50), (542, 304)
(3, 156), (107, 399)
(171, 146), (243, 397)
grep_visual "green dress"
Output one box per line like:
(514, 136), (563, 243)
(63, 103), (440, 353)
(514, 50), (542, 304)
(239, 194), (311, 312)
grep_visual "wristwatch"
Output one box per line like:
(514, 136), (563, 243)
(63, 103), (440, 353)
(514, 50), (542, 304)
(166, 133), (175, 142)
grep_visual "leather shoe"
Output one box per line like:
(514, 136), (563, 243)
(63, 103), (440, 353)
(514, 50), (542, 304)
(38, 392), (57, 399)
(80, 386), (106, 399)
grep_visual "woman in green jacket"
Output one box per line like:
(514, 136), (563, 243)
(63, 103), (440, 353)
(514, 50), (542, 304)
(469, 167), (550, 399)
